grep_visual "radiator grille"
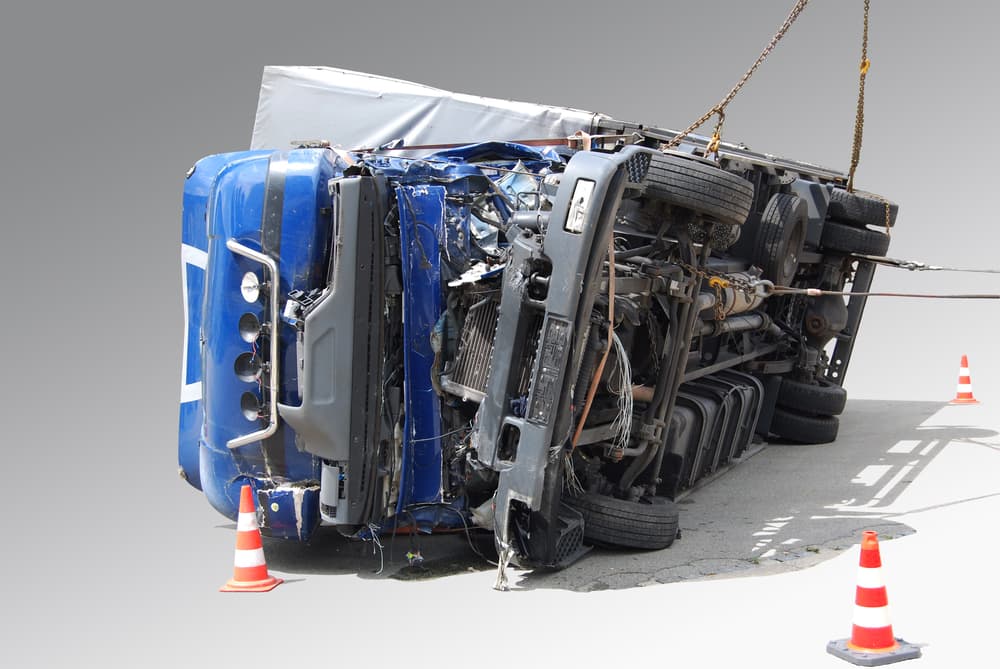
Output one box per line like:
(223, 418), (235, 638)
(441, 301), (543, 405)
(442, 299), (499, 401)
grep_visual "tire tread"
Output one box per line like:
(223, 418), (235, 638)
(769, 407), (840, 444)
(820, 221), (890, 256)
(645, 153), (753, 227)
(566, 493), (679, 550)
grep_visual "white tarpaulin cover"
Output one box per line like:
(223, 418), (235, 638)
(251, 66), (607, 152)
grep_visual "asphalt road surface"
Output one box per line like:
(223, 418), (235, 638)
(11, 398), (1000, 668)
(252, 399), (965, 588)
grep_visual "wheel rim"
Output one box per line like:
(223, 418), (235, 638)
(781, 221), (805, 284)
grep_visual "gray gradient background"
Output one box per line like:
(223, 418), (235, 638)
(2, 1), (997, 666)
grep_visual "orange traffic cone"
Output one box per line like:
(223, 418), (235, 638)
(827, 531), (920, 665)
(220, 484), (283, 592)
(949, 354), (980, 404)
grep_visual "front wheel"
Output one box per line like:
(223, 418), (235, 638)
(643, 152), (754, 227)
(566, 493), (679, 550)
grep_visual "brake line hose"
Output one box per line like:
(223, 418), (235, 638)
(571, 234), (616, 450)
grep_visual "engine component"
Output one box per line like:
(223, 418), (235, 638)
(803, 294), (848, 346)
(441, 299), (499, 402)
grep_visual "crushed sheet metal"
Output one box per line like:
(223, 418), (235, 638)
(267, 482), (320, 540)
(448, 261), (504, 287)
(493, 538), (515, 591)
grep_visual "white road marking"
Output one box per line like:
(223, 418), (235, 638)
(920, 439), (940, 456)
(852, 465), (892, 487)
(749, 517), (795, 552)
(872, 461), (918, 500)
(752, 520), (789, 536)
(818, 460), (918, 516)
(888, 439), (920, 454)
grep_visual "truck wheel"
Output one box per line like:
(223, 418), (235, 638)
(769, 407), (840, 444)
(827, 188), (898, 228)
(644, 152), (754, 227)
(752, 193), (808, 287)
(820, 221), (890, 256)
(566, 493), (679, 550)
(777, 377), (847, 416)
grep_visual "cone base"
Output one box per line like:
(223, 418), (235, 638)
(827, 638), (921, 666)
(220, 575), (283, 592)
(949, 397), (980, 404)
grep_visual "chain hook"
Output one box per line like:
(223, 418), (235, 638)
(705, 111), (726, 160)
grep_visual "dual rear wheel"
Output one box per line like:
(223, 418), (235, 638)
(769, 376), (847, 444)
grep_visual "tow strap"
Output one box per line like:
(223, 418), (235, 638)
(767, 252), (1000, 300)
(852, 254), (1000, 275)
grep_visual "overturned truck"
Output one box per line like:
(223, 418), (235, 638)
(179, 67), (897, 570)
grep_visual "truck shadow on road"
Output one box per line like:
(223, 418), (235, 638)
(260, 399), (1000, 590)
(517, 399), (999, 591)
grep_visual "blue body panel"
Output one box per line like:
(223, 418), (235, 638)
(180, 152), (271, 490)
(201, 154), (269, 461)
(181, 149), (338, 539)
(396, 185), (446, 510)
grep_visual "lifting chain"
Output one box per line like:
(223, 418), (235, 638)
(874, 191), (892, 236)
(844, 2), (892, 236)
(678, 261), (759, 321)
(846, 0), (871, 193)
(663, 0), (810, 154)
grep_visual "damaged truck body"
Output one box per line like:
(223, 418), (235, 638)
(179, 67), (897, 570)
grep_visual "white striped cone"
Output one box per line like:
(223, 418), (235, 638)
(849, 531), (896, 651)
(950, 354), (979, 404)
(220, 484), (282, 592)
(827, 531), (921, 665)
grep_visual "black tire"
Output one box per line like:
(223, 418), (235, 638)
(827, 188), (898, 228)
(769, 407), (840, 444)
(820, 221), (890, 256)
(752, 193), (808, 286)
(777, 377), (847, 416)
(566, 493), (679, 550)
(644, 152), (753, 227)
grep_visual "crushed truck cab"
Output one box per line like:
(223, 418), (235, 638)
(179, 67), (897, 570)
